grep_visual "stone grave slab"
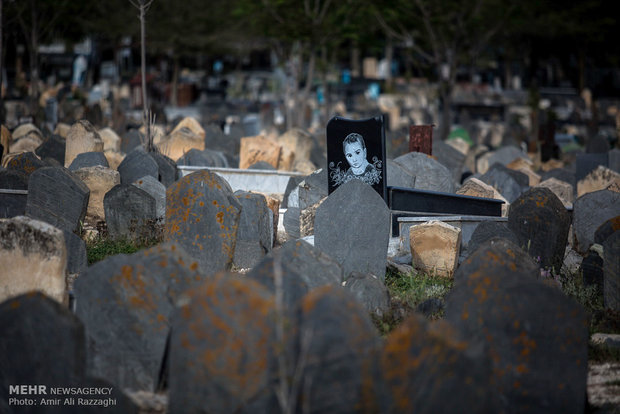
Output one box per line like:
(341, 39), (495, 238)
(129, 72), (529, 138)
(149, 151), (177, 187)
(73, 166), (120, 223)
(479, 163), (528, 203)
(64, 120), (104, 167)
(432, 138), (466, 185)
(68, 151), (109, 171)
(315, 179), (390, 279)
(573, 190), (620, 253)
(393, 151), (453, 193)
(35, 134), (65, 165)
(343, 271), (390, 317)
(4, 151), (45, 176)
(26, 166), (90, 233)
(0, 169), (28, 218)
(104, 184), (158, 241)
(409, 220), (461, 277)
(164, 169), (241, 274)
(132, 175), (166, 220)
(117, 147), (159, 185)
(408, 124), (433, 154)
(576, 152), (608, 182)
(233, 191), (273, 269)
(603, 231), (620, 311)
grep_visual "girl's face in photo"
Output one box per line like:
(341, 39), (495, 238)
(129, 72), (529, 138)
(344, 141), (366, 170)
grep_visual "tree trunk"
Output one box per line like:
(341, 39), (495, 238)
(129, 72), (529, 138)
(297, 48), (315, 128)
(171, 55), (179, 107)
(29, 0), (39, 118)
(384, 36), (393, 91)
(351, 42), (360, 77)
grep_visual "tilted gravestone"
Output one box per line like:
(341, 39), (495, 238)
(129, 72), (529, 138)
(508, 187), (570, 271)
(385, 159), (416, 188)
(117, 147), (159, 185)
(610, 148), (620, 173)
(573, 190), (620, 254)
(445, 238), (589, 414)
(149, 151), (177, 187)
(479, 163), (528, 203)
(541, 168), (576, 189)
(432, 138), (466, 185)
(283, 169), (328, 240)
(594, 216), (620, 245)
(233, 191), (272, 269)
(247, 239), (342, 310)
(26, 166), (90, 234)
(315, 179), (390, 280)
(326, 116), (387, 201)
(168, 274), (278, 414)
(68, 151), (109, 171)
(380, 314), (498, 413)
(35, 134), (66, 165)
(0, 216), (67, 304)
(104, 184), (158, 241)
(5, 151), (46, 176)
(165, 169), (241, 274)
(74, 242), (207, 391)
(63, 229), (87, 276)
(295, 286), (382, 414)
(603, 231), (620, 311)
(392, 152), (454, 193)
(132, 175), (166, 220)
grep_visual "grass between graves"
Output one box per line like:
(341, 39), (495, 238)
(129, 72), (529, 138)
(86, 237), (161, 265)
(372, 268), (453, 336)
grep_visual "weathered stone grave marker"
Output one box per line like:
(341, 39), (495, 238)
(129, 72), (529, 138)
(408, 124), (433, 155)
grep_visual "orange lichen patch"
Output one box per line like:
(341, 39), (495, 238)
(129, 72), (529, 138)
(515, 364), (528, 374)
(216, 212), (224, 224)
(10, 300), (20, 309)
(199, 201), (204, 206)
(190, 262), (198, 271)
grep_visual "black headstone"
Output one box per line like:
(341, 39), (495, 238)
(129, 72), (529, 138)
(148, 151), (177, 187)
(594, 216), (620, 245)
(479, 163), (528, 203)
(117, 147), (158, 184)
(35, 134), (66, 165)
(103, 184), (158, 241)
(576, 153), (608, 182)
(25, 167), (90, 233)
(581, 249), (604, 295)
(68, 151), (109, 171)
(63, 229), (88, 275)
(326, 116), (386, 201)
(121, 128), (143, 153)
(603, 231), (620, 311)
(5, 151), (46, 177)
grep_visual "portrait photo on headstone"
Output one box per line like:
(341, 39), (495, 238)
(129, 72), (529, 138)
(326, 116), (387, 201)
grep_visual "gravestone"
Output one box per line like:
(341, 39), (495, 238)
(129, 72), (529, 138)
(63, 229), (87, 276)
(296, 285), (382, 413)
(0, 169), (28, 218)
(149, 151), (177, 187)
(603, 231), (620, 311)
(380, 314), (497, 413)
(168, 274), (278, 414)
(121, 128), (143, 153)
(408, 124), (433, 155)
(536, 177), (573, 208)
(282, 175), (305, 208)
(247, 239), (342, 309)
(248, 161), (276, 170)
(64, 120), (104, 167)
(98, 127), (121, 152)
(177, 148), (228, 168)
(343, 272), (390, 317)
(577, 166), (620, 197)
(0, 216), (67, 304)
(104, 184), (158, 241)
(68, 151), (109, 171)
(586, 135), (610, 153)
(326, 116), (387, 200)
(283, 169), (329, 239)
(117, 147), (159, 184)
(465, 221), (518, 257)
(445, 238), (589, 414)
(73, 166), (120, 223)
(609, 148), (620, 173)
(573, 190), (620, 253)
(508, 187), (570, 271)
(159, 126), (205, 161)
(239, 135), (281, 170)
(5, 151), (45, 176)
(386, 159), (416, 188)
(132, 175), (166, 220)
(0, 293), (85, 405)
(233, 191), (273, 269)
(457, 177), (498, 199)
(393, 152), (454, 193)
(409, 221), (461, 278)
(35, 134), (66, 165)
(205, 123), (239, 156)
(75, 242), (207, 391)
(315, 179), (390, 279)
(479, 163), (528, 203)
(576, 153), (608, 182)
(432, 138), (466, 185)
(12, 123), (42, 141)
(164, 169), (241, 274)
(541, 168), (576, 188)
(26, 166), (90, 233)
(170, 116), (205, 140)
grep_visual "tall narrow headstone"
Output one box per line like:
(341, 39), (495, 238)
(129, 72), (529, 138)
(326, 116), (386, 201)
(233, 191), (273, 269)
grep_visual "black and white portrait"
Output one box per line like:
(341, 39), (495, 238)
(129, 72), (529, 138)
(329, 132), (382, 186)
(326, 116), (387, 201)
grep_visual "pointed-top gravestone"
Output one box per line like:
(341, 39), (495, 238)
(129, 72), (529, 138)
(508, 187), (570, 271)
(165, 170), (241, 274)
(233, 191), (272, 269)
(133, 175), (166, 220)
(117, 147), (159, 185)
(4, 151), (45, 176)
(104, 184), (158, 241)
(35, 134), (66, 165)
(479, 163), (528, 203)
(315, 179), (390, 279)
(326, 116), (386, 201)
(573, 190), (620, 253)
(74, 242), (207, 392)
(393, 151), (454, 193)
(26, 166), (90, 233)
(149, 151), (177, 187)
(68, 151), (109, 171)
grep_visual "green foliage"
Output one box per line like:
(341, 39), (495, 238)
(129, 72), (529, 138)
(85, 237), (160, 265)
(385, 267), (453, 310)
(588, 343), (620, 363)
